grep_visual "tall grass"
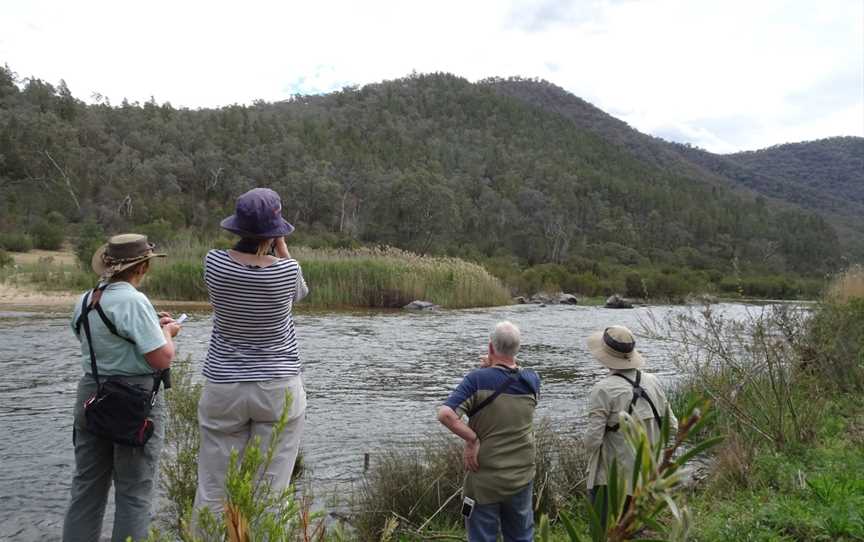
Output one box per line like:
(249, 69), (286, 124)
(1, 238), (510, 309)
(0, 259), (93, 292)
(298, 247), (511, 309)
(826, 264), (864, 304)
(350, 420), (587, 540)
(143, 245), (511, 309)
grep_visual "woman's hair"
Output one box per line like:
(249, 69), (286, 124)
(248, 238), (274, 257)
(111, 259), (150, 283)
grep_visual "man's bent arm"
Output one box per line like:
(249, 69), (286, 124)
(583, 388), (609, 453)
(437, 405), (478, 443)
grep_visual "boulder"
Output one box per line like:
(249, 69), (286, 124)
(558, 293), (579, 305)
(529, 293), (554, 304)
(513, 296), (528, 304)
(605, 294), (634, 309)
(403, 300), (438, 311)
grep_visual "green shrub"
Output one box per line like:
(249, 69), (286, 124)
(159, 359), (202, 535)
(74, 220), (104, 269)
(804, 298), (864, 392)
(139, 218), (177, 246)
(624, 273), (643, 299)
(31, 219), (65, 250)
(0, 250), (13, 268)
(0, 232), (33, 252)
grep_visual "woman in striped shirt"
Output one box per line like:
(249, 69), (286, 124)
(194, 188), (308, 515)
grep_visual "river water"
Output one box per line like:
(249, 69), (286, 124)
(0, 302), (752, 540)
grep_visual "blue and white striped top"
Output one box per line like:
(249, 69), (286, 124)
(203, 250), (308, 383)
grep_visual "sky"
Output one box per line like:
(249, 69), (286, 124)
(1, 0), (862, 153)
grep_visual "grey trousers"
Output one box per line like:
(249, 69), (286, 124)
(62, 374), (164, 542)
(194, 376), (306, 516)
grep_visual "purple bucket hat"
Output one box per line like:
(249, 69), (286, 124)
(220, 188), (295, 238)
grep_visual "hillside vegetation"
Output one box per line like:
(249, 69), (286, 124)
(485, 77), (864, 257)
(0, 67), (857, 298)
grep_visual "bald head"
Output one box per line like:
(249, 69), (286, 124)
(490, 321), (521, 358)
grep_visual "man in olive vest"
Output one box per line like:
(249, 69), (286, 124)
(437, 321), (541, 542)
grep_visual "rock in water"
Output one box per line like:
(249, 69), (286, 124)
(513, 296), (528, 304)
(605, 294), (634, 309)
(558, 293), (578, 305)
(403, 300), (438, 311)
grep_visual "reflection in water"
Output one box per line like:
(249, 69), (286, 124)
(0, 302), (754, 539)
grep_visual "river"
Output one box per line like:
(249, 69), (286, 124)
(0, 302), (752, 540)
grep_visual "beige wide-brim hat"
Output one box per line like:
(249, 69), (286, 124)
(91, 233), (166, 279)
(587, 325), (644, 370)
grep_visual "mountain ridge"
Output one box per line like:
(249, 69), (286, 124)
(0, 67), (856, 277)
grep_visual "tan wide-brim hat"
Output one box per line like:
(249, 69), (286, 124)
(91, 233), (166, 279)
(587, 325), (644, 370)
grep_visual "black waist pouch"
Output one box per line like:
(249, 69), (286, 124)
(84, 377), (155, 447)
(76, 286), (164, 448)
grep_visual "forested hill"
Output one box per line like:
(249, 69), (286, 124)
(485, 78), (864, 256)
(0, 67), (852, 277)
(725, 137), (864, 205)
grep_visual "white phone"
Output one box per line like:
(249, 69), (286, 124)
(175, 313), (188, 324)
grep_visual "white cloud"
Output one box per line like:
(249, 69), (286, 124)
(0, 0), (861, 152)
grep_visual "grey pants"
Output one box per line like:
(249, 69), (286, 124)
(194, 376), (306, 516)
(62, 374), (164, 542)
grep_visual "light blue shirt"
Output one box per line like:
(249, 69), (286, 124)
(71, 282), (166, 376)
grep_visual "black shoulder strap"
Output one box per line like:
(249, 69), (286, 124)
(611, 370), (663, 431)
(74, 284), (134, 344)
(79, 290), (102, 387)
(77, 285), (164, 400)
(467, 366), (533, 418)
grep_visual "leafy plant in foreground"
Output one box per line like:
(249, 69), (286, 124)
(542, 398), (722, 542)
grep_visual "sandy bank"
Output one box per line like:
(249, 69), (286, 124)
(0, 284), (212, 313)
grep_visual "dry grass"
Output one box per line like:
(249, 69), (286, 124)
(11, 248), (78, 266)
(826, 265), (864, 304)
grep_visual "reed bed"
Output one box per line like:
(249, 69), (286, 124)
(296, 247), (511, 309)
(826, 264), (864, 304)
(2, 243), (510, 309)
(143, 245), (511, 309)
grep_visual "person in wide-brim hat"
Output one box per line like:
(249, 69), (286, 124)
(64, 232), (179, 541)
(582, 324), (677, 512)
(194, 186), (308, 518)
(91, 233), (166, 279)
(586, 325), (644, 370)
(220, 187), (295, 239)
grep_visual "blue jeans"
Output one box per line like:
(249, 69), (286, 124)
(62, 375), (164, 542)
(466, 482), (534, 542)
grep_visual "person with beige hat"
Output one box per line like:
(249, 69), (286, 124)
(63, 234), (181, 542)
(583, 325), (678, 514)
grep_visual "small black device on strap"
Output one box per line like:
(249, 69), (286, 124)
(77, 284), (166, 447)
(466, 365), (536, 418)
(605, 370), (663, 433)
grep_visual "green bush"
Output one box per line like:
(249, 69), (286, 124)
(0, 232), (33, 252)
(31, 219), (65, 250)
(0, 250), (13, 268)
(138, 219), (177, 246)
(624, 273), (643, 298)
(74, 220), (104, 269)
(804, 298), (864, 392)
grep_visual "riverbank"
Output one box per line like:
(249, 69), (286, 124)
(0, 246), (511, 310)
